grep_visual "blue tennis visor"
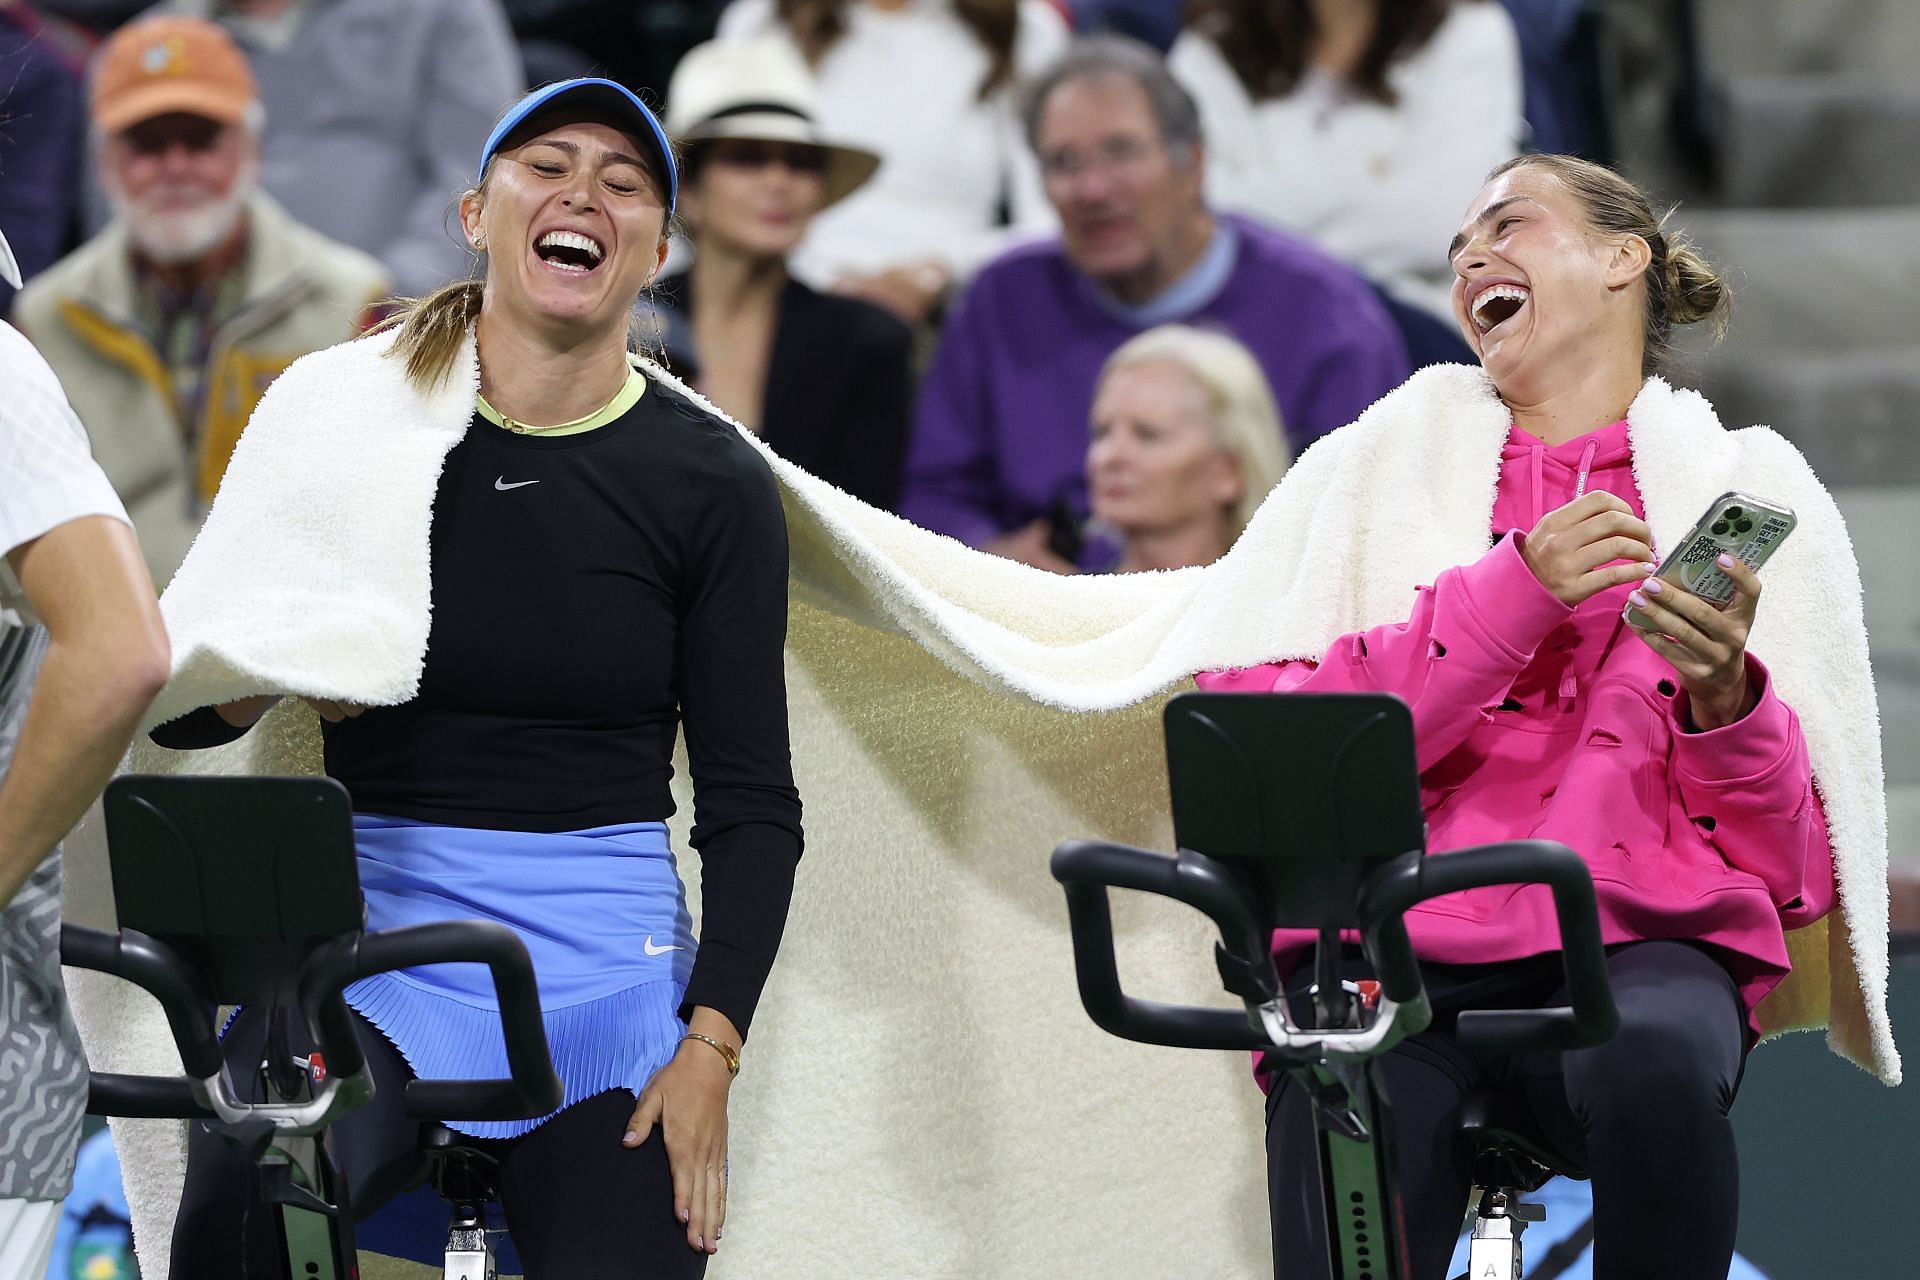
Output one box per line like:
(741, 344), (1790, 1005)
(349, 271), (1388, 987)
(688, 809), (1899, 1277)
(479, 78), (678, 215)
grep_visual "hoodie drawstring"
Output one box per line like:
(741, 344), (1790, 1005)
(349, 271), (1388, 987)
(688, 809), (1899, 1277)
(1530, 444), (1545, 526)
(1553, 440), (1602, 709)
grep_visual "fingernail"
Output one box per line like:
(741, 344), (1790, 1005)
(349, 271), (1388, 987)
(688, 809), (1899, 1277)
(1628, 593), (1648, 609)
(622, 1131), (638, 1146)
(680, 1209), (690, 1223)
(696, 1236), (706, 1250)
(1643, 578), (1662, 594)
(1716, 553), (1735, 568)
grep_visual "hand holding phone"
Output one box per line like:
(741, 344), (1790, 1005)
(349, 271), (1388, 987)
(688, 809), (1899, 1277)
(1623, 493), (1796, 631)
(1625, 492), (1795, 729)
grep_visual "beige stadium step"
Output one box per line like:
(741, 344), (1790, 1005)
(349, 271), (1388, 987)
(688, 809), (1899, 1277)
(1680, 346), (1920, 487)
(1697, 0), (1920, 78)
(1717, 74), (1920, 207)
(1670, 208), (1920, 353)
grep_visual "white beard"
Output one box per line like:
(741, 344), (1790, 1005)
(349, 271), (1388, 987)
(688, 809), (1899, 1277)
(109, 165), (255, 266)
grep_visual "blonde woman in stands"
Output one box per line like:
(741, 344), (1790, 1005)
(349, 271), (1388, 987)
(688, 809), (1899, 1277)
(1078, 324), (1288, 573)
(1170, 0), (1524, 326)
(1200, 154), (1877, 1279)
(713, 0), (1069, 322)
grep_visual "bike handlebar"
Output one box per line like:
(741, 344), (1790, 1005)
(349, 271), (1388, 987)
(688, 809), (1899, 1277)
(1052, 840), (1272, 1050)
(63, 918), (564, 1124)
(1359, 840), (1618, 1051)
(300, 921), (563, 1119)
(1051, 838), (1618, 1054)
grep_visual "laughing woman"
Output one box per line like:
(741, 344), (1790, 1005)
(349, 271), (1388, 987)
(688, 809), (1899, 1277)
(1200, 154), (1850, 1279)
(148, 78), (801, 1278)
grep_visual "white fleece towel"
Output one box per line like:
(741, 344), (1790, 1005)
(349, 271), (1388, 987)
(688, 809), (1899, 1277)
(63, 332), (1896, 1280)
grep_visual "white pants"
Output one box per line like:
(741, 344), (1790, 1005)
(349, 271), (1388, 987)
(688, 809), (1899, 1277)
(0, 1195), (57, 1279)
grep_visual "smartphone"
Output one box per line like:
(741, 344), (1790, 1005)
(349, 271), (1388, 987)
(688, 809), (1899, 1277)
(1623, 491), (1796, 631)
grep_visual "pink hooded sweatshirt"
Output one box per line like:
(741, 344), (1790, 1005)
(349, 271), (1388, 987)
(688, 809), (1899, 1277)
(1195, 418), (1836, 1036)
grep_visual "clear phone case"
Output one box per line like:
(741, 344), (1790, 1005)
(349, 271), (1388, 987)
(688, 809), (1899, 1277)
(1624, 491), (1796, 630)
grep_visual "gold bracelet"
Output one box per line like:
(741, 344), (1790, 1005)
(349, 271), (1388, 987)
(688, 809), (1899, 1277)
(682, 1031), (740, 1077)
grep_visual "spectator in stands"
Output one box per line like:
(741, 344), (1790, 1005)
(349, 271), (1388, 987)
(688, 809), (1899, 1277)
(1169, 0), (1523, 350)
(903, 36), (1407, 571)
(655, 37), (914, 510)
(1078, 324), (1287, 573)
(128, 0), (523, 296)
(15, 16), (390, 586)
(712, 0), (1069, 323)
(0, 2), (92, 317)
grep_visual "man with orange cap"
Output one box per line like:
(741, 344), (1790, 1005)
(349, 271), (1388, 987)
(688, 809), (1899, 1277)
(13, 15), (390, 586)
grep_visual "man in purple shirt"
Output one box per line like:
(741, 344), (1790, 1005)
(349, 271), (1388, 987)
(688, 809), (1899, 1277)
(902, 36), (1410, 571)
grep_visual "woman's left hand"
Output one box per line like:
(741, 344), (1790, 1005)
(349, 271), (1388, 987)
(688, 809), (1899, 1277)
(1626, 553), (1761, 731)
(624, 1017), (738, 1255)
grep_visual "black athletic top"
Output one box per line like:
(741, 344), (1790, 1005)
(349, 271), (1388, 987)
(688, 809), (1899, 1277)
(154, 378), (803, 1035)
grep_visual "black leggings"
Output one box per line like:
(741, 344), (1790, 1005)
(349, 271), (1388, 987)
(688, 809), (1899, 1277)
(1266, 940), (1747, 1280)
(170, 1004), (706, 1279)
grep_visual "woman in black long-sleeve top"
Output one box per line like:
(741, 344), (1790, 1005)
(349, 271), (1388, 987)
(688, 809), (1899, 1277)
(152, 78), (797, 1278)
(654, 37), (915, 511)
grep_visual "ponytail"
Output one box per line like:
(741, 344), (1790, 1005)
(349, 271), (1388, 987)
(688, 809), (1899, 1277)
(377, 279), (484, 391)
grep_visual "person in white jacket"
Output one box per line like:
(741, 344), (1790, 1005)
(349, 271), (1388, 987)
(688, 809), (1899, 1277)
(1169, 0), (1524, 323)
(713, 0), (1068, 322)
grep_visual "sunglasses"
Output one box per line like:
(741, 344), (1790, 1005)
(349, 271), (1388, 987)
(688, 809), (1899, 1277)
(120, 114), (229, 158)
(705, 139), (828, 176)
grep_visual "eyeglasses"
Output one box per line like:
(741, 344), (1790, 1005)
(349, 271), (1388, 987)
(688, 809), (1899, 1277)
(704, 140), (829, 176)
(119, 114), (228, 158)
(1039, 135), (1161, 184)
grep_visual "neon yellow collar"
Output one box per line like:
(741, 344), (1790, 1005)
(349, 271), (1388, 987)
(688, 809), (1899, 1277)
(478, 366), (646, 436)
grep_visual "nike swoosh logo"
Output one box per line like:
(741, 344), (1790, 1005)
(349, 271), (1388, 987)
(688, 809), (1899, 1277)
(494, 477), (539, 491)
(643, 935), (681, 956)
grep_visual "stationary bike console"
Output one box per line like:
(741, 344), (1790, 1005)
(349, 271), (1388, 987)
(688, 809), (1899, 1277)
(61, 774), (564, 1280)
(1051, 693), (1620, 1280)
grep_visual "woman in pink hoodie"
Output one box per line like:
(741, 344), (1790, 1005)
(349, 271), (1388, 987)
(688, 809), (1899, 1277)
(1199, 155), (1836, 1280)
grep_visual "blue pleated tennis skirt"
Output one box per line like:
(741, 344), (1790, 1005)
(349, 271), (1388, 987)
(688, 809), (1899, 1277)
(341, 813), (693, 1138)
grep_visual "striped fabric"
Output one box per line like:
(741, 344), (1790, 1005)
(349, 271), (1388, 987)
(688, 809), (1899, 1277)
(0, 311), (125, 1205)
(0, 625), (87, 1201)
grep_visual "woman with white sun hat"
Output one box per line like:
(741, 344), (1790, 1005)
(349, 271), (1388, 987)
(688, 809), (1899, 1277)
(655, 37), (915, 509)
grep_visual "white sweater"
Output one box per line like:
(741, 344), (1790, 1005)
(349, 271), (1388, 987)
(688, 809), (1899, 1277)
(715, 0), (1068, 286)
(69, 335), (1895, 1279)
(1170, 0), (1524, 320)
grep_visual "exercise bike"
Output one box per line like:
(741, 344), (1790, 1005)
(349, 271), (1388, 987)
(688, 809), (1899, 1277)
(1051, 692), (1620, 1280)
(61, 774), (563, 1280)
